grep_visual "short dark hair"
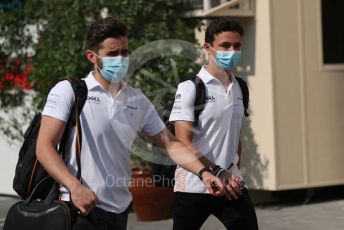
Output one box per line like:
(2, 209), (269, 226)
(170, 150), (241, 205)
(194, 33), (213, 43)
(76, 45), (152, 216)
(85, 17), (128, 51)
(205, 17), (244, 45)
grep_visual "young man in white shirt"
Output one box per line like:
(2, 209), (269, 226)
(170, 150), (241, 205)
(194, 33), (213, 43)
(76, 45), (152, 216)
(170, 17), (259, 230)
(36, 17), (228, 230)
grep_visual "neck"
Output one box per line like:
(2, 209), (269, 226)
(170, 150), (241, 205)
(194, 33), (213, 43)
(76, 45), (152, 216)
(205, 63), (233, 85)
(93, 70), (122, 97)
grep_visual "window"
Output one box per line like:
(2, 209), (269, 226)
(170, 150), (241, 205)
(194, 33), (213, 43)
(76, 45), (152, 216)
(321, 0), (344, 64)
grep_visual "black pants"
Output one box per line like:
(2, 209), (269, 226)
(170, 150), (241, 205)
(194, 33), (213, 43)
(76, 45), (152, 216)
(172, 189), (259, 230)
(72, 206), (129, 230)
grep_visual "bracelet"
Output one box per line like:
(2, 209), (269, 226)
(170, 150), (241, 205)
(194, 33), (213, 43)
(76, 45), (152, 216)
(197, 166), (214, 181)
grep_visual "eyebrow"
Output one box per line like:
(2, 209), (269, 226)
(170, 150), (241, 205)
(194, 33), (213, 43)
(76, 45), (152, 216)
(106, 49), (129, 55)
(219, 42), (242, 46)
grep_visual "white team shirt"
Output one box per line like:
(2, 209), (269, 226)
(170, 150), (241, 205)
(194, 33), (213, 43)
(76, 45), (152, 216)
(42, 72), (165, 213)
(169, 66), (244, 193)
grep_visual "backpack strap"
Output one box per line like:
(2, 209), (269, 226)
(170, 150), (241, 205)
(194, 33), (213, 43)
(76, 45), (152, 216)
(66, 78), (88, 126)
(189, 75), (249, 124)
(190, 76), (206, 127)
(59, 77), (88, 181)
(235, 76), (250, 117)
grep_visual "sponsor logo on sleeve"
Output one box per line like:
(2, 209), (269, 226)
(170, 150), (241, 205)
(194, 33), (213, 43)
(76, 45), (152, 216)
(45, 94), (59, 109)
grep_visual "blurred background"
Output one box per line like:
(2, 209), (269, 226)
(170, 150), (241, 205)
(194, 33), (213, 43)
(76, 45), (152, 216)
(1, 0), (344, 229)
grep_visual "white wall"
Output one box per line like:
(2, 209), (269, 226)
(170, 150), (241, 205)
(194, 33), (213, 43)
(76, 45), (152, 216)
(0, 95), (33, 196)
(0, 137), (18, 195)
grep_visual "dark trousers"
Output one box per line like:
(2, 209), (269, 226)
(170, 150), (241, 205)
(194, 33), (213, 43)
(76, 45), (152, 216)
(72, 206), (129, 230)
(172, 188), (259, 230)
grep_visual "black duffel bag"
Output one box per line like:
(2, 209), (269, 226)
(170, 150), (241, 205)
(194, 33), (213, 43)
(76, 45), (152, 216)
(4, 177), (78, 230)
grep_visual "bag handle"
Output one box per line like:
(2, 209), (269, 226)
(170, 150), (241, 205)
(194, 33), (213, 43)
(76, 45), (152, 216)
(22, 176), (57, 205)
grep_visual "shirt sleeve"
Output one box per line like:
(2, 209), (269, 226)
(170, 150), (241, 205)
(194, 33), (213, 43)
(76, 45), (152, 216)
(169, 80), (196, 122)
(42, 80), (75, 122)
(141, 93), (165, 136)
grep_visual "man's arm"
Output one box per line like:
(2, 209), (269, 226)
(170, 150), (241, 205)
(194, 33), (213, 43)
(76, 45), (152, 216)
(173, 120), (242, 199)
(36, 116), (99, 215)
(148, 127), (226, 197)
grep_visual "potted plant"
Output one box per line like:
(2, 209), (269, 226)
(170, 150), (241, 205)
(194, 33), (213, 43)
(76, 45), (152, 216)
(129, 139), (174, 221)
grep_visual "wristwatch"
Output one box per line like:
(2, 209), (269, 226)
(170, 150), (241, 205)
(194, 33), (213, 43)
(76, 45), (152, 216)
(198, 166), (214, 181)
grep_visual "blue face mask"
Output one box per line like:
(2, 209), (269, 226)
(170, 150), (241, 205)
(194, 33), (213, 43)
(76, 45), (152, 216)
(95, 54), (129, 83)
(209, 45), (241, 70)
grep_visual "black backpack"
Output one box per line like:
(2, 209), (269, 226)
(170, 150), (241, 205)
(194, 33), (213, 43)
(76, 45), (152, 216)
(152, 75), (249, 187)
(13, 78), (88, 200)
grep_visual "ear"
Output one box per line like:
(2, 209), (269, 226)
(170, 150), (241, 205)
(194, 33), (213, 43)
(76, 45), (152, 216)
(204, 43), (215, 65)
(85, 50), (97, 65)
(203, 43), (214, 54)
(203, 43), (210, 51)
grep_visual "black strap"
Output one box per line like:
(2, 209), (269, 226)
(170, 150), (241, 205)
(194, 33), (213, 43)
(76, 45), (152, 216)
(74, 96), (82, 181)
(65, 78), (87, 181)
(58, 78), (88, 155)
(189, 75), (250, 128)
(235, 76), (250, 117)
(190, 76), (206, 127)
(67, 78), (88, 126)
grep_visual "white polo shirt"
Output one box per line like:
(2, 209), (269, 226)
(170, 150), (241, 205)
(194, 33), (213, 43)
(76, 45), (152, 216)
(42, 72), (165, 213)
(169, 66), (244, 194)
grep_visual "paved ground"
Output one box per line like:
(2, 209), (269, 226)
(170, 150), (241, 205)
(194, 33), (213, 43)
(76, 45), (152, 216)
(2, 187), (344, 229)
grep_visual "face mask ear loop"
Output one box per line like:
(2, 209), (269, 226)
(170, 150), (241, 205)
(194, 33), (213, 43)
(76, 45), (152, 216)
(207, 43), (217, 53)
(206, 43), (217, 66)
(95, 64), (102, 72)
(209, 53), (217, 64)
(92, 51), (103, 72)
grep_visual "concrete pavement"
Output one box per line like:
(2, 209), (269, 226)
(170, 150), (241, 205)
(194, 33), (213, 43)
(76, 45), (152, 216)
(1, 189), (344, 230)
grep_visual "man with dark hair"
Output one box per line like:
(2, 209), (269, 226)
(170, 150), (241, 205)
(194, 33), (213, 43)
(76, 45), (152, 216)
(36, 17), (227, 229)
(169, 17), (259, 230)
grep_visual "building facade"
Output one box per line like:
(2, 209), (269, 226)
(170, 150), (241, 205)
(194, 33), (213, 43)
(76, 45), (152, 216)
(186, 0), (344, 190)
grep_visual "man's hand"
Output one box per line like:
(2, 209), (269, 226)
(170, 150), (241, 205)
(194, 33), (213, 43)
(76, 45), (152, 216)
(70, 182), (100, 216)
(201, 171), (226, 197)
(219, 171), (242, 200)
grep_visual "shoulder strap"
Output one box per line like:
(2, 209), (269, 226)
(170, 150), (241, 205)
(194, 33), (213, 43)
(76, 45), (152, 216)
(190, 76), (206, 127)
(235, 76), (250, 117)
(66, 77), (88, 126)
(59, 77), (88, 181)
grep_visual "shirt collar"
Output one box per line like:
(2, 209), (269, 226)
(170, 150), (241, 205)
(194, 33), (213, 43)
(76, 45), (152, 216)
(197, 66), (215, 84)
(84, 71), (101, 90)
(197, 66), (237, 84)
